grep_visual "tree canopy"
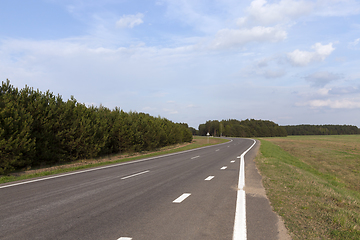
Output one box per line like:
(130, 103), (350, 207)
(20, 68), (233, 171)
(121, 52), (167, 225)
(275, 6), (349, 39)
(283, 124), (360, 135)
(197, 119), (360, 137)
(0, 79), (192, 174)
(198, 119), (287, 137)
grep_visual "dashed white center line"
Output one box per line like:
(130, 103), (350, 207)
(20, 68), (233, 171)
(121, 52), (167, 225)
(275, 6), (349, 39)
(216, 149), (220, 151)
(117, 237), (132, 240)
(173, 193), (191, 203)
(191, 156), (200, 159)
(231, 160), (235, 163)
(220, 166), (227, 170)
(121, 170), (150, 180)
(204, 176), (214, 181)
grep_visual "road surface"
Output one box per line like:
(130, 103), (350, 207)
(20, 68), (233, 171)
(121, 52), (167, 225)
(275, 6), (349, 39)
(0, 138), (288, 240)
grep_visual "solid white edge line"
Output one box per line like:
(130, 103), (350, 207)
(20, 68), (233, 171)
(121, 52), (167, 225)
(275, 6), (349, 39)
(173, 193), (191, 203)
(233, 190), (247, 240)
(121, 170), (150, 180)
(233, 139), (256, 240)
(239, 155), (245, 189)
(204, 176), (214, 181)
(0, 139), (234, 189)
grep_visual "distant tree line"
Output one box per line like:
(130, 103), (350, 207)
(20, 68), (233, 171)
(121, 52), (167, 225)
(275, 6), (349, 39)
(0, 79), (192, 174)
(196, 119), (360, 137)
(283, 124), (360, 135)
(198, 119), (287, 137)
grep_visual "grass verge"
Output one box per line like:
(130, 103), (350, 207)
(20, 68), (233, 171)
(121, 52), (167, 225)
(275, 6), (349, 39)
(0, 136), (228, 185)
(256, 135), (360, 239)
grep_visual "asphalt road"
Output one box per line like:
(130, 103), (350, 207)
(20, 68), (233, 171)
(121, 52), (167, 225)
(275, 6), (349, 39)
(0, 138), (285, 240)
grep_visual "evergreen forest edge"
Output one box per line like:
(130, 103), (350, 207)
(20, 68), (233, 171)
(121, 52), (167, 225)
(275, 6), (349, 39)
(0, 80), (192, 174)
(195, 120), (360, 137)
(1, 79), (359, 174)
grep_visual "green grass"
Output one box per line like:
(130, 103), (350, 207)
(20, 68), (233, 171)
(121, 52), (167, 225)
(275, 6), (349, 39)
(0, 136), (228, 184)
(256, 135), (360, 239)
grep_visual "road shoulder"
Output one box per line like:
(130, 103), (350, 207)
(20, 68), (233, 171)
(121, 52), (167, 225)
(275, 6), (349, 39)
(245, 140), (291, 240)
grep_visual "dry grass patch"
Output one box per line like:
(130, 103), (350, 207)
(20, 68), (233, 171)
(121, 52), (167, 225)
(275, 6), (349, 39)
(267, 135), (360, 192)
(256, 135), (360, 239)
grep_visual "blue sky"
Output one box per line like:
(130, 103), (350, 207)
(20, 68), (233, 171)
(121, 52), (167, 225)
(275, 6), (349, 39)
(1, 0), (360, 128)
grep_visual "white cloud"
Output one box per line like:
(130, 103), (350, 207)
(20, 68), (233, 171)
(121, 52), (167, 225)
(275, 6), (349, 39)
(116, 13), (144, 28)
(158, 0), (225, 34)
(287, 42), (335, 66)
(301, 99), (360, 109)
(163, 108), (178, 114)
(186, 104), (197, 108)
(352, 38), (360, 46)
(142, 106), (157, 111)
(242, 0), (313, 26)
(329, 86), (360, 95)
(0, 37), (200, 106)
(210, 26), (287, 49)
(305, 71), (342, 87)
(315, 0), (360, 16)
(317, 88), (330, 96)
(236, 0), (360, 27)
(264, 69), (286, 78)
(257, 58), (269, 68)
(236, 17), (247, 27)
(349, 38), (360, 49)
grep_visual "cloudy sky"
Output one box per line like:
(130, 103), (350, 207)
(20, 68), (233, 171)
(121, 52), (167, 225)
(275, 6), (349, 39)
(1, 0), (360, 128)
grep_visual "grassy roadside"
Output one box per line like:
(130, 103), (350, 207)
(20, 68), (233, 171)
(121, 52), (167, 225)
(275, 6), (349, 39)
(255, 135), (360, 239)
(0, 136), (228, 184)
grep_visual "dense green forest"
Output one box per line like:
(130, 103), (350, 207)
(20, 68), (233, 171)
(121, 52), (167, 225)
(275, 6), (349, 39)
(0, 80), (192, 174)
(198, 119), (287, 137)
(197, 119), (360, 137)
(283, 124), (360, 135)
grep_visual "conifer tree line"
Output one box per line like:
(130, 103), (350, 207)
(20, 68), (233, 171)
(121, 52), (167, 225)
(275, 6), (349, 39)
(197, 119), (360, 137)
(283, 124), (360, 135)
(0, 80), (192, 174)
(198, 119), (287, 137)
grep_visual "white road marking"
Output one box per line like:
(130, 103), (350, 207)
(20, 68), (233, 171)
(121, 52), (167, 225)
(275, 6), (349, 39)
(118, 238), (132, 240)
(191, 156), (200, 159)
(233, 190), (247, 240)
(216, 149), (220, 151)
(0, 139), (234, 190)
(220, 166), (227, 170)
(233, 139), (256, 240)
(173, 193), (191, 203)
(121, 170), (150, 180)
(204, 176), (214, 181)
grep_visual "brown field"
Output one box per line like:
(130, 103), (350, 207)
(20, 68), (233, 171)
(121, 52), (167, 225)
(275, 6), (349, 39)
(256, 135), (360, 239)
